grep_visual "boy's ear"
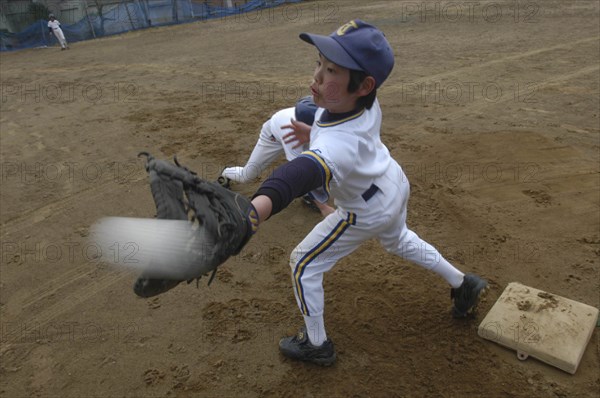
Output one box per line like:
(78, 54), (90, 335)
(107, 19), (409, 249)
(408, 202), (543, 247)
(358, 76), (376, 96)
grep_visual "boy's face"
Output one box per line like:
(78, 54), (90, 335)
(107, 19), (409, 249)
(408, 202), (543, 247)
(310, 54), (362, 113)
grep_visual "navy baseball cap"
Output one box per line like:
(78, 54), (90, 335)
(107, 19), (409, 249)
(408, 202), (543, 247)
(295, 96), (318, 125)
(300, 20), (394, 89)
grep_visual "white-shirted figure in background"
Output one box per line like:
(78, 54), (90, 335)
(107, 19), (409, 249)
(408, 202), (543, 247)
(48, 14), (69, 50)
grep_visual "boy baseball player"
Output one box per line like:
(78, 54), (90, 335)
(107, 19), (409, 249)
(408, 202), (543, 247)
(247, 20), (488, 366)
(219, 97), (334, 217)
(48, 14), (69, 50)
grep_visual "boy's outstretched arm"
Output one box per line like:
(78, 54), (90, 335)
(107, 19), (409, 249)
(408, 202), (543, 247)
(251, 195), (274, 224)
(251, 155), (324, 225)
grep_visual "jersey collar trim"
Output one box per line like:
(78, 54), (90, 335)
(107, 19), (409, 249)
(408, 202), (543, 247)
(316, 108), (365, 128)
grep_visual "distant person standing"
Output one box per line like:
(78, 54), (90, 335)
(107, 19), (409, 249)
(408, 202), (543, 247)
(48, 14), (69, 50)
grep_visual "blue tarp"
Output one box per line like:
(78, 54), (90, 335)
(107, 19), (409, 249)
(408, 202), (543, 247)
(1, 0), (302, 51)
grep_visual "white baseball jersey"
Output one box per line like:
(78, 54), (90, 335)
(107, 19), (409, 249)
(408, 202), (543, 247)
(48, 20), (61, 30)
(290, 99), (464, 317)
(302, 99), (392, 210)
(222, 107), (308, 183)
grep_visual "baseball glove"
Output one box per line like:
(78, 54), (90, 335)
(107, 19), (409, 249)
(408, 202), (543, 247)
(133, 152), (257, 298)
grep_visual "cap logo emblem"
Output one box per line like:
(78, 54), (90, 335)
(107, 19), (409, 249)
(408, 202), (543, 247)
(336, 20), (358, 36)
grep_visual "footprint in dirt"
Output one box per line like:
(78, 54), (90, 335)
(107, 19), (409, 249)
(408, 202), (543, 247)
(170, 364), (191, 389)
(143, 368), (165, 385)
(148, 297), (161, 309)
(522, 189), (553, 206)
(216, 268), (233, 283)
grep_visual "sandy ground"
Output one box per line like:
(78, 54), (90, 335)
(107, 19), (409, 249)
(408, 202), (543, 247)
(1, 0), (599, 396)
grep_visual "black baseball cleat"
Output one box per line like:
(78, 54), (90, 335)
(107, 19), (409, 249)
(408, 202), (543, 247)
(216, 175), (231, 189)
(216, 167), (232, 189)
(279, 327), (336, 366)
(133, 277), (182, 298)
(216, 176), (231, 189)
(301, 195), (320, 213)
(451, 273), (488, 318)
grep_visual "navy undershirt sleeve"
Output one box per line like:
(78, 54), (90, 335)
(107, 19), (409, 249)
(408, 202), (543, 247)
(253, 156), (323, 216)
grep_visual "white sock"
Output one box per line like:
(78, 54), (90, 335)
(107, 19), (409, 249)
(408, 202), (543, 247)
(303, 314), (327, 346)
(431, 259), (465, 288)
(222, 166), (245, 183)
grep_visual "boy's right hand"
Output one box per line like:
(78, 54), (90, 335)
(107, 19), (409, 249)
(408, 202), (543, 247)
(282, 118), (311, 148)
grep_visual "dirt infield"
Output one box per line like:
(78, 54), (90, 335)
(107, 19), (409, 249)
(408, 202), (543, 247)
(1, 0), (598, 396)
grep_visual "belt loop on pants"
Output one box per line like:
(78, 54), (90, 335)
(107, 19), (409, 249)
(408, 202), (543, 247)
(361, 184), (379, 202)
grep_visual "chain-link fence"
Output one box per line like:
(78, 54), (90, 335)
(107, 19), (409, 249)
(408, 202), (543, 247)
(1, 0), (303, 51)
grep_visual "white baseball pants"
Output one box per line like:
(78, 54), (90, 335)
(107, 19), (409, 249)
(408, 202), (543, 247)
(289, 163), (464, 316)
(53, 28), (68, 49)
